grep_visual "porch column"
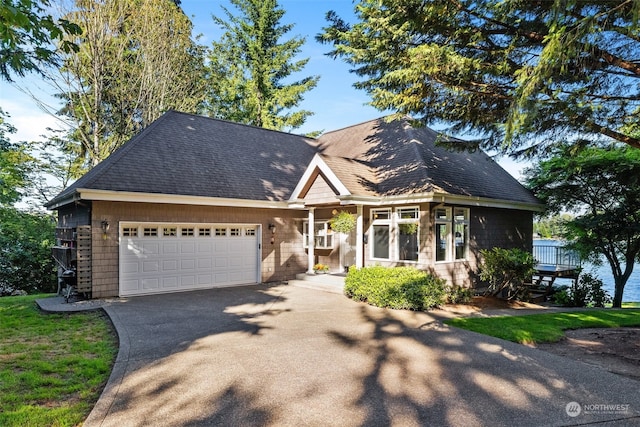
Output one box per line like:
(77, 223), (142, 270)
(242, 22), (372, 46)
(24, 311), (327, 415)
(355, 204), (364, 268)
(307, 207), (315, 274)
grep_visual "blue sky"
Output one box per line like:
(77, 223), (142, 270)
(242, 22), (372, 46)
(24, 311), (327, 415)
(0, 0), (526, 178)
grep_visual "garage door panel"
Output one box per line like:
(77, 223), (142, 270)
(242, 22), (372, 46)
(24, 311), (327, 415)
(143, 242), (160, 254)
(162, 260), (178, 271)
(180, 242), (195, 254)
(180, 275), (196, 287)
(180, 258), (196, 270)
(162, 277), (178, 288)
(122, 262), (139, 274)
(229, 257), (243, 268)
(120, 223), (259, 296)
(142, 278), (159, 290)
(197, 242), (213, 253)
(197, 258), (212, 269)
(143, 261), (159, 272)
(163, 242), (178, 254)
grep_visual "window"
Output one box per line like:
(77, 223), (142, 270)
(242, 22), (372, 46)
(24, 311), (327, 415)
(143, 227), (158, 237)
(303, 221), (333, 249)
(199, 227), (211, 236)
(230, 228), (241, 236)
(181, 227), (194, 237)
(245, 228), (256, 236)
(215, 228), (227, 236)
(435, 207), (469, 262)
(454, 208), (469, 260)
(122, 227), (137, 237)
(163, 227), (177, 237)
(371, 209), (391, 260)
(397, 207), (419, 261)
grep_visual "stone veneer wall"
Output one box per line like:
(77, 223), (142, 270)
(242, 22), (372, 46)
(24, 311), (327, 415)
(90, 201), (308, 298)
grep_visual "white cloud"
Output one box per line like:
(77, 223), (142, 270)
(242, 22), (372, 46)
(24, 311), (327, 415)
(1, 83), (65, 144)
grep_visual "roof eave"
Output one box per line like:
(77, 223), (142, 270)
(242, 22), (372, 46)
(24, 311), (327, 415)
(65, 188), (291, 209)
(333, 192), (544, 211)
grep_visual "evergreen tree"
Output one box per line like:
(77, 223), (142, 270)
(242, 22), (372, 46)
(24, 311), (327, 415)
(205, 0), (319, 131)
(319, 1), (640, 155)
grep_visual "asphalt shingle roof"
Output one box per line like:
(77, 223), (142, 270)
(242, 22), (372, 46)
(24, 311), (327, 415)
(49, 111), (539, 207)
(316, 117), (539, 204)
(51, 110), (318, 204)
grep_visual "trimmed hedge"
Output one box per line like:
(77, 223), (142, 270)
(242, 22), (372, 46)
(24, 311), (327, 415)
(344, 266), (446, 310)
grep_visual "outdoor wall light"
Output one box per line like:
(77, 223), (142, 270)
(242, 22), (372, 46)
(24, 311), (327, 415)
(101, 220), (109, 240)
(268, 223), (276, 234)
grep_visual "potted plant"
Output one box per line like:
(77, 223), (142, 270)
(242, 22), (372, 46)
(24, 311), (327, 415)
(329, 210), (356, 234)
(313, 263), (330, 274)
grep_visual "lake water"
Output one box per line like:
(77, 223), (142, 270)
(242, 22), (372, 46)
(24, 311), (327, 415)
(533, 240), (640, 303)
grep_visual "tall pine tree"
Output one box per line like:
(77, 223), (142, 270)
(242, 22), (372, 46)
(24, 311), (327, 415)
(205, 0), (319, 131)
(319, 1), (640, 155)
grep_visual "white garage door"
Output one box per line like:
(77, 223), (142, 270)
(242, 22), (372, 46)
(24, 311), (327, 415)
(119, 223), (260, 297)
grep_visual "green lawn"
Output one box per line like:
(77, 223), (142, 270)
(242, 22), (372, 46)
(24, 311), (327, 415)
(0, 294), (117, 427)
(445, 309), (640, 345)
(622, 302), (640, 308)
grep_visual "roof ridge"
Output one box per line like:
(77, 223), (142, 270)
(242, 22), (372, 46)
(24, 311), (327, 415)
(170, 110), (317, 141)
(320, 115), (388, 136)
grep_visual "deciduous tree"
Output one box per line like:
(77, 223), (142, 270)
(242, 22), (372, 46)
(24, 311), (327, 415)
(319, 0), (640, 154)
(0, 0), (81, 81)
(205, 0), (319, 131)
(54, 0), (205, 172)
(526, 145), (640, 307)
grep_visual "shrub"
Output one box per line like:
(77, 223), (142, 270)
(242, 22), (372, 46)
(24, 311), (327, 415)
(552, 273), (612, 307)
(345, 266), (446, 310)
(0, 207), (56, 295)
(479, 247), (536, 300)
(445, 285), (474, 304)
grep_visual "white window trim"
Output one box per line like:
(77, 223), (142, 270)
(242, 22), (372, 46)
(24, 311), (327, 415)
(434, 207), (470, 263)
(303, 220), (334, 249)
(370, 208), (392, 261)
(396, 206), (420, 263)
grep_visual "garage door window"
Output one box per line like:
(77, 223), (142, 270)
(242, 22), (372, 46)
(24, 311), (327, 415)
(181, 227), (194, 237)
(199, 227), (211, 236)
(246, 228), (256, 236)
(123, 227), (137, 237)
(163, 227), (177, 237)
(143, 227), (158, 237)
(230, 228), (241, 236)
(215, 228), (226, 236)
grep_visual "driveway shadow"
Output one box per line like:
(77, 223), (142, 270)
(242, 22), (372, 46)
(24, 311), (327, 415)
(88, 285), (640, 427)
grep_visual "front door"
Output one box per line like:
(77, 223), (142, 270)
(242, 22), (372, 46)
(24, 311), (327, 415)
(340, 228), (357, 273)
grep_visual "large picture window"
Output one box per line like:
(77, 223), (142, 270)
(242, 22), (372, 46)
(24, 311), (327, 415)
(435, 207), (469, 262)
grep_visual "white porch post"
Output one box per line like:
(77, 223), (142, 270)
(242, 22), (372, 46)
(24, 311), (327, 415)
(307, 207), (315, 274)
(355, 204), (364, 268)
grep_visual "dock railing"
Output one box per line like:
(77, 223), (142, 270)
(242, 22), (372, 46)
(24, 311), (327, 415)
(533, 244), (581, 269)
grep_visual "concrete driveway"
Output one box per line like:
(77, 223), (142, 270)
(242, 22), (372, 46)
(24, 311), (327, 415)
(83, 284), (640, 427)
